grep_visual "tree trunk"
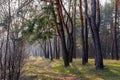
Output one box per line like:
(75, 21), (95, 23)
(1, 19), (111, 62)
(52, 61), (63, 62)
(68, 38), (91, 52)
(49, 39), (53, 61)
(59, 21), (69, 67)
(55, 0), (70, 67)
(72, 0), (77, 58)
(91, 0), (104, 69)
(84, 19), (88, 63)
(113, 0), (119, 60)
(79, 0), (88, 65)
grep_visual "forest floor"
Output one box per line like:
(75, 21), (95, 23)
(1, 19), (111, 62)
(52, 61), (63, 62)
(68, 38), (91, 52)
(21, 57), (120, 80)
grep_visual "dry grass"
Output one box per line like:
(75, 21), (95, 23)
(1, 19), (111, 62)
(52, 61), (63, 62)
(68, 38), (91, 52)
(21, 57), (120, 80)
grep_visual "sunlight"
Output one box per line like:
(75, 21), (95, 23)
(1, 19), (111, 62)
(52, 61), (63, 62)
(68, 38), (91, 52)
(100, 0), (111, 5)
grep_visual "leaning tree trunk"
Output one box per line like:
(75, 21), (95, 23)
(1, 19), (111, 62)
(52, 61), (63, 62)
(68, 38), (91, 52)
(55, 0), (70, 67)
(59, 21), (69, 67)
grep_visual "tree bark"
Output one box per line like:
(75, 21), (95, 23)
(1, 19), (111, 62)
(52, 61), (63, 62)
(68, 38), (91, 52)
(113, 0), (119, 60)
(91, 0), (104, 69)
(79, 0), (88, 65)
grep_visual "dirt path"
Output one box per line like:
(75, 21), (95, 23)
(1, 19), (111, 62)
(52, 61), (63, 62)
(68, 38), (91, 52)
(21, 58), (77, 80)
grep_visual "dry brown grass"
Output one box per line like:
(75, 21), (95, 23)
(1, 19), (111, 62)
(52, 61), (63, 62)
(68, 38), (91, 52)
(21, 57), (120, 80)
